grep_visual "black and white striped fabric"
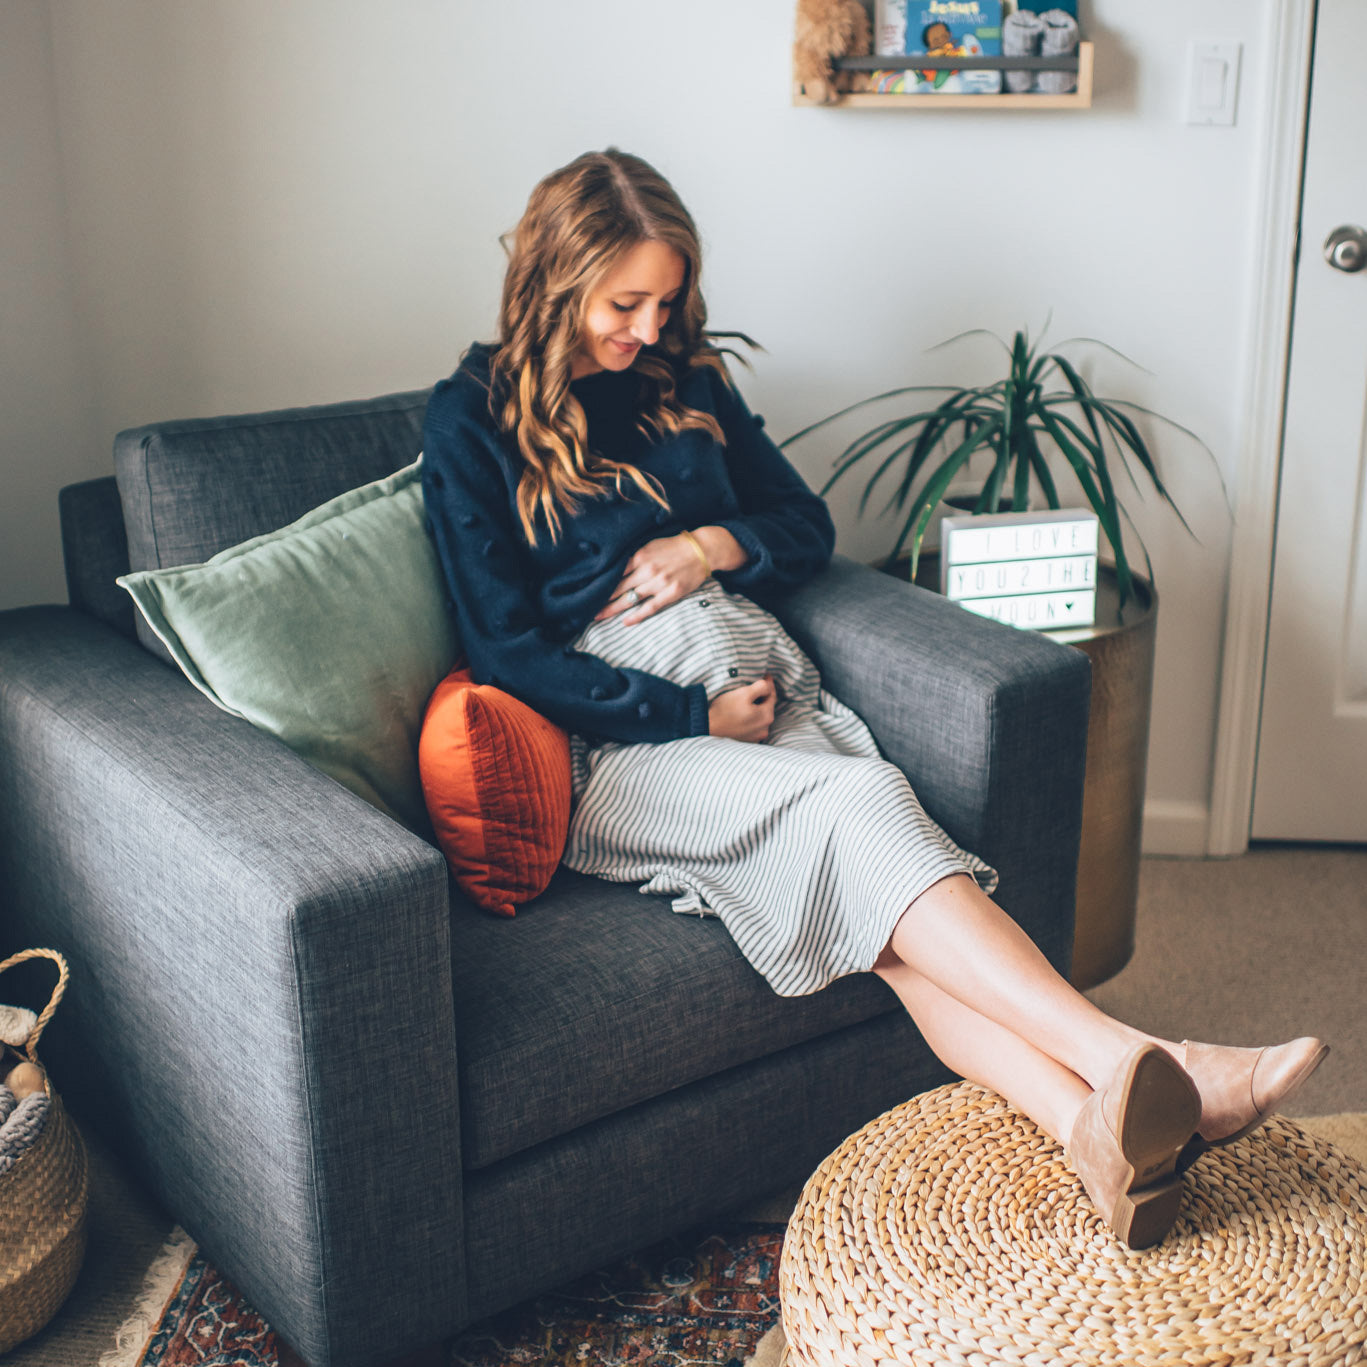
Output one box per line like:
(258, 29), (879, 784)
(564, 580), (997, 997)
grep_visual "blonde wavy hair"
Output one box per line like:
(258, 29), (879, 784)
(487, 148), (746, 544)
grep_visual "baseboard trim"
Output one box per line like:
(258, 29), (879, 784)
(1142, 800), (1211, 857)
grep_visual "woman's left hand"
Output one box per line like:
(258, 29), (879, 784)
(596, 533), (713, 625)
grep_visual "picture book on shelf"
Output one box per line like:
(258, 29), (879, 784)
(873, 1), (1005, 95)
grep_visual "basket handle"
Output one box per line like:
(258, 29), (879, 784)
(0, 948), (70, 1064)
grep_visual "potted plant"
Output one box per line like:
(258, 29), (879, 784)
(781, 323), (1215, 609)
(782, 323), (1220, 989)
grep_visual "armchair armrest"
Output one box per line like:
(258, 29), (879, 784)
(776, 557), (1091, 970)
(0, 606), (461, 1367)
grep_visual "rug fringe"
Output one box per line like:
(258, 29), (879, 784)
(99, 1226), (197, 1367)
(746, 1322), (787, 1367)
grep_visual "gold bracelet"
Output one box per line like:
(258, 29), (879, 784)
(681, 529), (712, 576)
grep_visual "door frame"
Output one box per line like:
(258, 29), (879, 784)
(1207, 0), (1317, 856)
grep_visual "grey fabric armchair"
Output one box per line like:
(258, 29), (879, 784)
(0, 389), (1090, 1367)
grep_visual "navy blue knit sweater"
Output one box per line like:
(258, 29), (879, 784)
(421, 343), (835, 745)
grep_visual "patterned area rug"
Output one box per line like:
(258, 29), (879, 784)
(103, 1219), (787, 1367)
(103, 1114), (1367, 1367)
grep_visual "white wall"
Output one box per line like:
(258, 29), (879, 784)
(0, 0), (100, 611)
(3, 0), (1283, 850)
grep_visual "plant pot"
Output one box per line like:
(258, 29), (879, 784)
(882, 551), (1156, 990)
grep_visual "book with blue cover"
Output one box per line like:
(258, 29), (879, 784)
(873, 0), (1005, 95)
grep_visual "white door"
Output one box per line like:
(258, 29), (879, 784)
(1252, 0), (1367, 842)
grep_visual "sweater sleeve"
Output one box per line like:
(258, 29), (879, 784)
(421, 389), (711, 745)
(703, 366), (836, 597)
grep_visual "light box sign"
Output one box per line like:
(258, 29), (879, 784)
(941, 508), (1099, 631)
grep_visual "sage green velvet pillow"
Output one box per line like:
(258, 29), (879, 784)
(118, 460), (459, 834)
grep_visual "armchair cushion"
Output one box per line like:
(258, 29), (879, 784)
(449, 867), (902, 1169)
(117, 461), (459, 834)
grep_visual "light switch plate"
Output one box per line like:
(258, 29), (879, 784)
(1186, 40), (1241, 126)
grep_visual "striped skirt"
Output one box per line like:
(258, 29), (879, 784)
(564, 580), (996, 997)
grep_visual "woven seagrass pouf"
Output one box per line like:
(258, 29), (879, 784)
(780, 1080), (1367, 1366)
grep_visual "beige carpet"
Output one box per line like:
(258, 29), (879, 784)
(744, 1111), (1367, 1367)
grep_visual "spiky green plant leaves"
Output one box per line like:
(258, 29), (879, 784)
(783, 325), (1215, 607)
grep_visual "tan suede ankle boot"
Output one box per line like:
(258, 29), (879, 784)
(1176, 1036), (1329, 1173)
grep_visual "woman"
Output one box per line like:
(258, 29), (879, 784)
(421, 148), (1326, 1249)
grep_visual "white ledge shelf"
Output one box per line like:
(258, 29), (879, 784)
(794, 41), (1093, 109)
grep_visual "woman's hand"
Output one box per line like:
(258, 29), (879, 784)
(596, 527), (745, 625)
(708, 677), (776, 743)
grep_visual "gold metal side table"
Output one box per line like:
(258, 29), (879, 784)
(1047, 569), (1156, 990)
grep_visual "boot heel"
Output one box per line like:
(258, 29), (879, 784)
(1112, 1177), (1184, 1250)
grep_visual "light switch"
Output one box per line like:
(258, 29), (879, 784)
(1200, 58), (1226, 108)
(1186, 40), (1241, 126)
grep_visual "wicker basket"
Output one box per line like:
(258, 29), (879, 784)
(0, 949), (89, 1356)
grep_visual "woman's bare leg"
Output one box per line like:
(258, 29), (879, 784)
(879, 874), (1328, 1249)
(882, 874), (1178, 1101)
(873, 948), (1090, 1144)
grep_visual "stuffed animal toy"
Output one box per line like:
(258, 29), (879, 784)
(0, 1003), (36, 1050)
(3, 1058), (45, 1101)
(0, 1004), (44, 1099)
(0, 1003), (50, 1176)
(793, 0), (872, 104)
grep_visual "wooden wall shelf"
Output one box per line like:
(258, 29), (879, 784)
(794, 41), (1093, 109)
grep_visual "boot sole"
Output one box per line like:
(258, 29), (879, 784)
(1109, 1047), (1202, 1248)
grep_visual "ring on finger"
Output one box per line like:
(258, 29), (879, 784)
(627, 587), (642, 607)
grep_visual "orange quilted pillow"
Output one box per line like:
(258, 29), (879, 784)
(418, 667), (572, 917)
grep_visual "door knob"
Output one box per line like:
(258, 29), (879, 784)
(1324, 225), (1367, 273)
